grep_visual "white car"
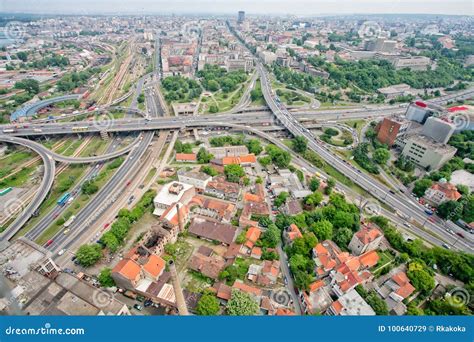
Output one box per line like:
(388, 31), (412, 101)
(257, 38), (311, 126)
(58, 249), (66, 256)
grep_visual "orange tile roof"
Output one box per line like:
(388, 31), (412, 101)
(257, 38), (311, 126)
(176, 153), (197, 161)
(430, 182), (462, 201)
(309, 280), (325, 293)
(245, 227), (261, 244)
(330, 300), (343, 314)
(243, 192), (264, 203)
(142, 254), (166, 278)
(251, 246), (262, 256)
(391, 272), (416, 299)
(222, 154), (257, 165)
(216, 283), (232, 300)
(358, 250), (379, 268)
(355, 225), (382, 245)
(112, 259), (141, 281)
(276, 308), (295, 316)
(288, 223), (303, 240)
(239, 154), (257, 164)
(232, 280), (262, 297)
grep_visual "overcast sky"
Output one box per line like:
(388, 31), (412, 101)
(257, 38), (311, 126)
(0, 0), (472, 15)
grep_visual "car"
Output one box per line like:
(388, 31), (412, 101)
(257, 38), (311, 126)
(144, 299), (153, 307)
(58, 249), (66, 256)
(133, 304), (143, 311)
(63, 228), (70, 235)
(103, 223), (110, 229)
(456, 232), (465, 239)
(46, 239), (54, 246)
(442, 243), (451, 250)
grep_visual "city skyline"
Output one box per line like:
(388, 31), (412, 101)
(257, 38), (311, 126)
(0, 0), (473, 15)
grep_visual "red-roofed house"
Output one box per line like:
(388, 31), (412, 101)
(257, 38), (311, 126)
(387, 271), (416, 302)
(111, 259), (141, 289)
(142, 254), (166, 280)
(284, 223), (303, 244)
(424, 180), (462, 206)
(176, 153), (197, 163)
(348, 224), (383, 255)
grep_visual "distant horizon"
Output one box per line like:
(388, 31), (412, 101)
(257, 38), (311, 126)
(0, 0), (472, 16)
(0, 11), (471, 18)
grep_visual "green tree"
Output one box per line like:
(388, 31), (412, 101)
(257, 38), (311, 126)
(224, 164), (245, 183)
(333, 227), (353, 249)
(227, 289), (259, 315)
(310, 219), (333, 241)
(261, 224), (281, 248)
(292, 136), (308, 153)
(413, 179), (433, 197)
(197, 147), (214, 164)
(207, 80), (219, 92)
(309, 177), (320, 192)
(209, 104), (219, 113)
(274, 192), (289, 207)
(373, 148), (390, 165)
(196, 291), (220, 315)
(81, 180), (99, 195)
(14, 79), (40, 94)
(76, 244), (102, 267)
(437, 200), (463, 221)
(98, 268), (116, 287)
(407, 262), (435, 295)
(303, 191), (323, 209)
(101, 231), (120, 252)
(258, 156), (272, 167)
(200, 165), (218, 176)
(245, 139), (263, 155)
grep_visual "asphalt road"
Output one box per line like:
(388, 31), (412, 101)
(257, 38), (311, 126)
(256, 63), (473, 253)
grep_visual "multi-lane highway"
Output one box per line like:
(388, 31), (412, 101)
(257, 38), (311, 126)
(256, 63), (473, 253)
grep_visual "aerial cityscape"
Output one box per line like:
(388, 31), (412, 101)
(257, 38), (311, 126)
(0, 3), (473, 319)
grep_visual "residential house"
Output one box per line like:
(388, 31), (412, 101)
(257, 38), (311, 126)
(348, 224), (383, 255)
(283, 223), (303, 244)
(177, 170), (212, 192)
(188, 216), (237, 245)
(326, 289), (375, 316)
(424, 180), (462, 206)
(153, 182), (195, 216)
(205, 176), (241, 201)
(176, 153), (197, 163)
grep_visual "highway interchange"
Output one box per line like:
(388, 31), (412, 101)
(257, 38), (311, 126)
(0, 38), (473, 260)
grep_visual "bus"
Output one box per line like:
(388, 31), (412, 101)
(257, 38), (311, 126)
(2, 128), (16, 133)
(57, 193), (71, 206)
(72, 126), (88, 132)
(63, 215), (76, 228)
(0, 187), (13, 196)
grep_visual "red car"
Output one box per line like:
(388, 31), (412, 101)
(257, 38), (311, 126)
(46, 239), (54, 246)
(126, 181), (131, 186)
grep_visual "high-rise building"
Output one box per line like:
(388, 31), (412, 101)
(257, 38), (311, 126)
(237, 11), (245, 24)
(376, 117), (411, 146)
(421, 117), (455, 144)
